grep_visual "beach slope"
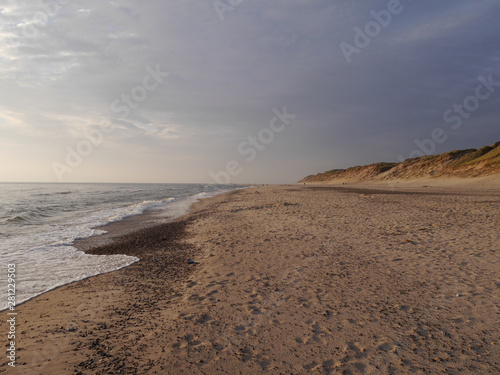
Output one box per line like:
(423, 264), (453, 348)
(2, 185), (499, 374)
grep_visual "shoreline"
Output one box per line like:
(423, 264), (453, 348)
(2, 185), (498, 374)
(0, 188), (238, 312)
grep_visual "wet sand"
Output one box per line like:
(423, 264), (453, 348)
(1, 185), (499, 374)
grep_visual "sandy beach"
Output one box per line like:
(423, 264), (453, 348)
(2, 184), (499, 374)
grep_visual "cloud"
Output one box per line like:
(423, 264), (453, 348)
(1, 0), (499, 183)
(76, 9), (91, 16)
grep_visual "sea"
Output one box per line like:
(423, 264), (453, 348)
(0, 183), (243, 310)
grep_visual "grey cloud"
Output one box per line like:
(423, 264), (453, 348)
(0, 0), (498, 183)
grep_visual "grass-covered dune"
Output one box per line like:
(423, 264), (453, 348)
(299, 141), (500, 183)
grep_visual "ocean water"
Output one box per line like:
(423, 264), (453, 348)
(0, 183), (241, 310)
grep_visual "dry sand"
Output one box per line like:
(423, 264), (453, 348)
(1, 185), (499, 374)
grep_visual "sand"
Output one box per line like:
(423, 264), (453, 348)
(1, 184), (499, 374)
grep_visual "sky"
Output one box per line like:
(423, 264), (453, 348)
(0, 0), (499, 184)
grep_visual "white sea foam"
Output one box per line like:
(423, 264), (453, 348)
(0, 199), (173, 310)
(1, 248), (138, 310)
(0, 186), (238, 311)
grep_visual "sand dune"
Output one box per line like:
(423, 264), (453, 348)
(299, 141), (500, 184)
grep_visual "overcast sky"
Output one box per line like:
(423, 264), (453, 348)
(1, 0), (499, 183)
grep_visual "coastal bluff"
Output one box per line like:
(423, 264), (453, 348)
(299, 141), (500, 184)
